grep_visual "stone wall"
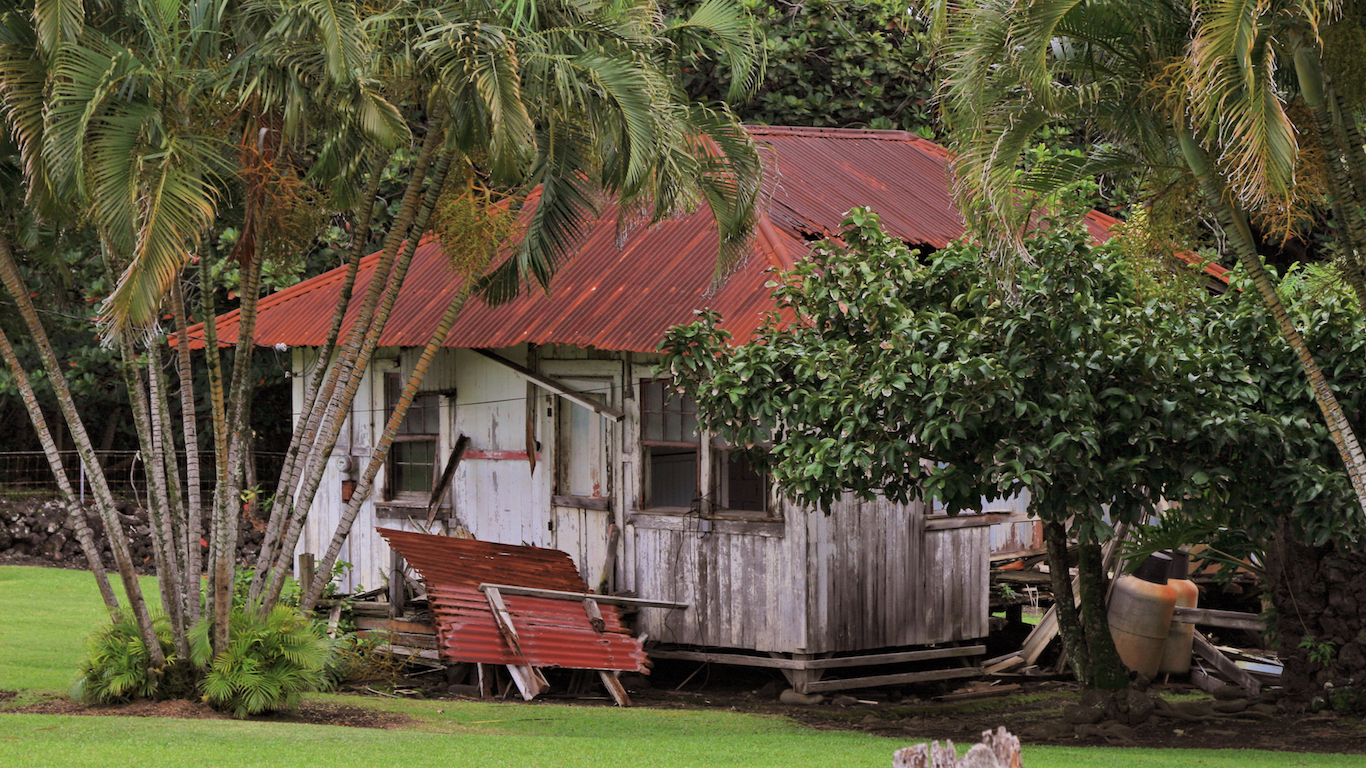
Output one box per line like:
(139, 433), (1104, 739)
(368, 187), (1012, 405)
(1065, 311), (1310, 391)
(0, 497), (263, 573)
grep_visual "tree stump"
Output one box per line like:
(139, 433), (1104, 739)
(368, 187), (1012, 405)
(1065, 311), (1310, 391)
(893, 727), (1022, 768)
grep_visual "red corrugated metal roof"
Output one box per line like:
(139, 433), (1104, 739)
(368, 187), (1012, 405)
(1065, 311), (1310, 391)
(185, 125), (1216, 353)
(379, 528), (647, 672)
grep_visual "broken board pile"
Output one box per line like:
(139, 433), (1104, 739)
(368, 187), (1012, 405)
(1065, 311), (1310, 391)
(378, 528), (647, 705)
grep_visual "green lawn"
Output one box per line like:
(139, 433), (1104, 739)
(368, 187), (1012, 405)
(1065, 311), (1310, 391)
(1, 565), (1361, 768)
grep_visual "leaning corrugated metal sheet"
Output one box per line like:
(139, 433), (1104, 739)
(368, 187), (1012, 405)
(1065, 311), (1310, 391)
(379, 528), (647, 673)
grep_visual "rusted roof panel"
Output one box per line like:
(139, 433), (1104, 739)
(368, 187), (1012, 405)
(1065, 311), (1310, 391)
(379, 528), (647, 672)
(187, 125), (1209, 353)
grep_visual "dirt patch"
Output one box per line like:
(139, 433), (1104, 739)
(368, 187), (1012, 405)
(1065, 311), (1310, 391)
(0, 691), (15, 704)
(624, 667), (1366, 754)
(6, 696), (408, 729)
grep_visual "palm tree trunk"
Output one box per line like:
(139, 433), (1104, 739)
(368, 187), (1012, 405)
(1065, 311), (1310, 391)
(0, 321), (119, 611)
(199, 247), (229, 630)
(265, 147), (454, 608)
(1179, 127), (1366, 519)
(301, 240), (491, 610)
(0, 231), (164, 665)
(257, 127), (450, 608)
(148, 337), (195, 645)
(1289, 39), (1366, 308)
(251, 152), (389, 594)
(117, 331), (188, 657)
(170, 278), (203, 624)
(211, 249), (263, 651)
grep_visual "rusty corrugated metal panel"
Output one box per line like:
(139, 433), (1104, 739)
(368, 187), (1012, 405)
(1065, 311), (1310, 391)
(189, 125), (1189, 353)
(379, 528), (647, 672)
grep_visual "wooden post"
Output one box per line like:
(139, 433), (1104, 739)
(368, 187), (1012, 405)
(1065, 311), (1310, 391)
(599, 670), (632, 707)
(298, 553), (315, 598)
(389, 549), (405, 618)
(582, 597), (605, 632)
(483, 587), (549, 700)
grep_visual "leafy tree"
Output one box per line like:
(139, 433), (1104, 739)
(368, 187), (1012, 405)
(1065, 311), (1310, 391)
(662, 208), (1250, 688)
(676, 0), (937, 134)
(923, 0), (1366, 532)
(1139, 267), (1366, 709)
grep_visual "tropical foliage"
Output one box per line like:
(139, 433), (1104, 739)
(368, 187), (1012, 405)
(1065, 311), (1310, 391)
(662, 206), (1252, 687)
(922, 0), (1366, 521)
(189, 603), (331, 718)
(677, 0), (938, 134)
(0, 0), (764, 703)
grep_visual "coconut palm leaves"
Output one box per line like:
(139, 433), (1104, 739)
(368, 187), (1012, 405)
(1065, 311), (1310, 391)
(925, 0), (1366, 522)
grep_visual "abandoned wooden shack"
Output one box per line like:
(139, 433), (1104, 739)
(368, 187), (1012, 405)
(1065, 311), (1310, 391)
(192, 126), (1132, 691)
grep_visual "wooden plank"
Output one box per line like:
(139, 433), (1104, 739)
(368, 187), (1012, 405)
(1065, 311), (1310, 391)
(298, 553), (315, 598)
(649, 649), (808, 670)
(800, 666), (982, 694)
(650, 646), (984, 671)
(552, 494), (612, 511)
(354, 617), (437, 634)
(1193, 631), (1260, 695)
(924, 514), (1013, 531)
(1172, 606), (1267, 632)
(805, 645), (985, 670)
(426, 434), (470, 528)
(1190, 666), (1223, 695)
(596, 524), (620, 595)
(375, 644), (441, 661)
(599, 670), (632, 707)
(389, 550), (405, 618)
(583, 597), (606, 633)
(483, 587), (549, 701)
(356, 630), (439, 649)
(479, 582), (689, 610)
(985, 655), (1024, 674)
(473, 349), (624, 421)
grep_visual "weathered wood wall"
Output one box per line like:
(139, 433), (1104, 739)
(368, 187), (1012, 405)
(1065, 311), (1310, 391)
(291, 345), (992, 653)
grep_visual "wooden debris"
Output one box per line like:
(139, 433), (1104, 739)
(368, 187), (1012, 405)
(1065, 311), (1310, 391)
(1193, 632), (1260, 695)
(936, 684), (1022, 703)
(484, 586), (550, 700)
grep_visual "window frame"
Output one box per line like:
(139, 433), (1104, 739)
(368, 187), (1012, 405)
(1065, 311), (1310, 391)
(639, 379), (701, 511)
(383, 370), (442, 500)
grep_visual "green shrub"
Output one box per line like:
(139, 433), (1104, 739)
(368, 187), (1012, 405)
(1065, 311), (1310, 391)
(74, 614), (176, 705)
(189, 604), (330, 718)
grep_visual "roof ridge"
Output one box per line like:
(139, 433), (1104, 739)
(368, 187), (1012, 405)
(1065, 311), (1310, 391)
(745, 124), (922, 142)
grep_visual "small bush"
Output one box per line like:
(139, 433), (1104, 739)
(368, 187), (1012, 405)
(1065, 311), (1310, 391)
(190, 603), (329, 718)
(74, 614), (176, 705)
(320, 633), (406, 690)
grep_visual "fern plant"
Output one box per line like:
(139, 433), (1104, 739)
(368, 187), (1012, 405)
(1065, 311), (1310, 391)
(189, 603), (330, 718)
(74, 614), (177, 704)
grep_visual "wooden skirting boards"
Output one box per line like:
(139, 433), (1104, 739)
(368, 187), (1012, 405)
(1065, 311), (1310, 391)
(649, 644), (986, 695)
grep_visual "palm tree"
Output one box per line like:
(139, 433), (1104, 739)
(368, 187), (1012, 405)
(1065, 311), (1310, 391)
(925, 0), (1366, 522)
(3, 0), (762, 690)
(249, 0), (765, 610)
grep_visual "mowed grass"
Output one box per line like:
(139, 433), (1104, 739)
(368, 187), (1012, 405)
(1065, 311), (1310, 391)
(0, 566), (157, 693)
(2, 565), (1363, 768)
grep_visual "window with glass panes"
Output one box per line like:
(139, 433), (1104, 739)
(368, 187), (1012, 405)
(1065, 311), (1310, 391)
(640, 380), (699, 508)
(385, 372), (440, 497)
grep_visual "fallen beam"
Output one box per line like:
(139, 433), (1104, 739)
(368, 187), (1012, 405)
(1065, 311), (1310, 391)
(799, 666), (982, 694)
(1193, 631), (1260, 696)
(1171, 606), (1266, 633)
(478, 583), (688, 610)
(647, 645), (984, 671)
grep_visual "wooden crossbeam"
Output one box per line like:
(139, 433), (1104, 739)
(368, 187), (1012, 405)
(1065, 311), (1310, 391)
(483, 586), (549, 700)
